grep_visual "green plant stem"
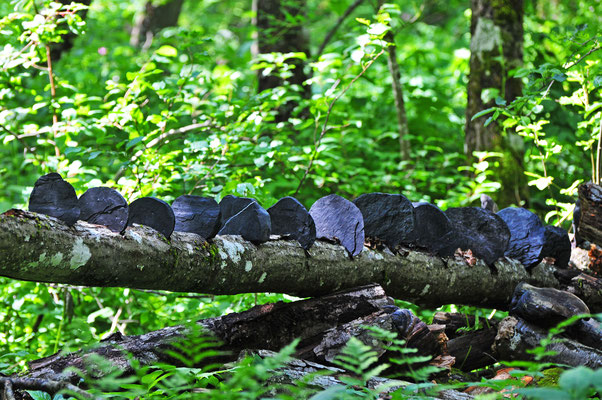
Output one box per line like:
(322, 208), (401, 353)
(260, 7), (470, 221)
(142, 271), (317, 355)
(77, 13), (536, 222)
(593, 114), (602, 185)
(294, 48), (385, 196)
(45, 45), (58, 144)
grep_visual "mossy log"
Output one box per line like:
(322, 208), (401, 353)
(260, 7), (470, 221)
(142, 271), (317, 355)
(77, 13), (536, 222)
(1, 209), (601, 311)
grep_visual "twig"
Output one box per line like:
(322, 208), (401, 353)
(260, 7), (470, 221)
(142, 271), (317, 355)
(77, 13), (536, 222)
(315, 0), (365, 59)
(565, 43), (601, 70)
(0, 122), (34, 153)
(0, 377), (98, 400)
(294, 48), (385, 196)
(190, 145), (228, 193)
(45, 45), (58, 141)
(1, 41), (34, 71)
(113, 121), (218, 182)
(593, 114), (602, 185)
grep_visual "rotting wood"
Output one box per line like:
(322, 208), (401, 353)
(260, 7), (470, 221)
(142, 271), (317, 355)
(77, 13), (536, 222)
(578, 182), (602, 248)
(492, 316), (602, 368)
(1, 209), (601, 312)
(253, 350), (475, 400)
(26, 285), (395, 381)
(446, 327), (498, 372)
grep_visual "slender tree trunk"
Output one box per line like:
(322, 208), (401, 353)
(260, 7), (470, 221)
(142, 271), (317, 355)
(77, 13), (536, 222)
(385, 34), (411, 161)
(130, 0), (184, 48)
(252, 0), (311, 120)
(465, 0), (523, 156)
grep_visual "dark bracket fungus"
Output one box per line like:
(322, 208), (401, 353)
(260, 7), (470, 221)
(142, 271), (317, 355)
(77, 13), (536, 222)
(268, 196), (316, 250)
(541, 225), (571, 268)
(411, 202), (458, 257)
(219, 195), (257, 226)
(497, 207), (545, 268)
(126, 197), (175, 239)
(23, 172), (575, 271)
(218, 201), (271, 243)
(78, 187), (128, 233)
(172, 195), (221, 239)
(353, 193), (415, 250)
(445, 207), (510, 265)
(309, 194), (365, 257)
(29, 172), (80, 226)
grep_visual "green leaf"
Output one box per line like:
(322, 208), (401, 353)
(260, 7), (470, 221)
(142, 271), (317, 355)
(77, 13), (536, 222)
(26, 391), (52, 400)
(471, 107), (496, 121)
(126, 136), (145, 150)
(559, 366), (594, 396)
(367, 22), (390, 36)
(356, 17), (371, 26)
(552, 73), (566, 82)
(156, 45), (177, 57)
(527, 175), (553, 190)
(594, 76), (602, 88)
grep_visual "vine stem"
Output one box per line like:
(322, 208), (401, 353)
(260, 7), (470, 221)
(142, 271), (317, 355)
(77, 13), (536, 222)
(593, 113), (602, 185)
(45, 44), (59, 156)
(294, 48), (385, 196)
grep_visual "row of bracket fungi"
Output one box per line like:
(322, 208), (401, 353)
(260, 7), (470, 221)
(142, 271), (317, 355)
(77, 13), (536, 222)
(27, 172), (571, 270)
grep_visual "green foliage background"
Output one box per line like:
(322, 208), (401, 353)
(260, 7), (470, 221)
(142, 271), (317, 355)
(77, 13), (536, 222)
(0, 0), (601, 398)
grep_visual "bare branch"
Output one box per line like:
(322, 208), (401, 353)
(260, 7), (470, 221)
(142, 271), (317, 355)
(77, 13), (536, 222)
(315, 0), (365, 59)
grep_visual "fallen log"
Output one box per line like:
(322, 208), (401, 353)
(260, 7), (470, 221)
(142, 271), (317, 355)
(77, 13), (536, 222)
(25, 285), (400, 381)
(1, 209), (601, 311)
(430, 312), (499, 372)
(16, 284), (602, 400)
(251, 350), (475, 400)
(492, 316), (602, 368)
(432, 312), (499, 340)
(446, 328), (498, 372)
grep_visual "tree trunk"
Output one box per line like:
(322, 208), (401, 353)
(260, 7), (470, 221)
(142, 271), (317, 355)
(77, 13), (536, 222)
(385, 33), (411, 161)
(252, 0), (311, 120)
(130, 0), (184, 48)
(2, 209), (602, 312)
(465, 0), (523, 156)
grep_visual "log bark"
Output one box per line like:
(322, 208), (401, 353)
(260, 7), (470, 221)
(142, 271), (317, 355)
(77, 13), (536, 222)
(26, 285), (391, 380)
(577, 182), (602, 248)
(492, 316), (602, 368)
(1, 209), (601, 312)
(255, 350), (475, 400)
(446, 327), (498, 372)
(432, 312), (498, 339)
